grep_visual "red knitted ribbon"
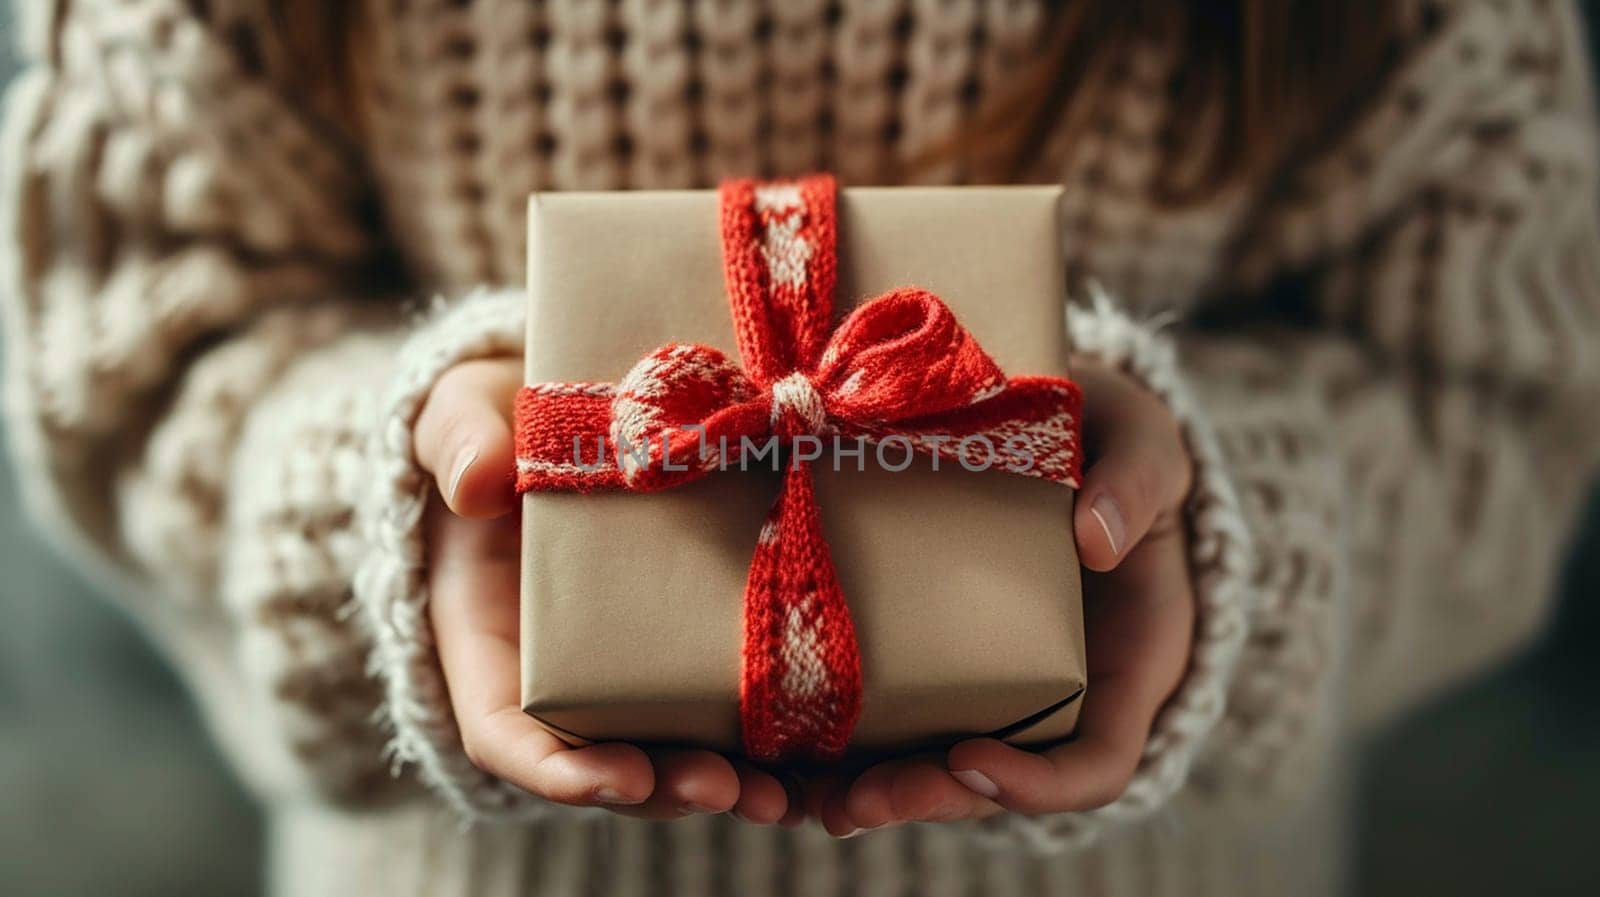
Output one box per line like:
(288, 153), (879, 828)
(514, 175), (1084, 762)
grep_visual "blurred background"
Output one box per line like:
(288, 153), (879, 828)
(0, 6), (1597, 897)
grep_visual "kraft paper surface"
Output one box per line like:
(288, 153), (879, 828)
(522, 186), (1086, 758)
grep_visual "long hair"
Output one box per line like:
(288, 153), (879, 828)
(262, 0), (368, 134)
(264, 1), (1401, 204)
(952, 2), (1403, 201)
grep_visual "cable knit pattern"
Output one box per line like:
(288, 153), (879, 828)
(621, 0), (696, 188)
(4, 1), (1600, 896)
(0, 0), (397, 805)
(223, 321), (407, 801)
(695, 0), (763, 179)
(1176, 336), (1354, 807)
(830, 0), (901, 184)
(898, 0), (978, 184)
(356, 288), (553, 821)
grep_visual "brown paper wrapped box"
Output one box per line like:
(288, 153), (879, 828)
(521, 186), (1085, 760)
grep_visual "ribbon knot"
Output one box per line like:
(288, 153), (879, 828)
(769, 372), (827, 436)
(515, 175), (1083, 761)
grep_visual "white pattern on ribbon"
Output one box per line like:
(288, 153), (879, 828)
(754, 183), (811, 288)
(611, 345), (745, 483)
(778, 592), (832, 707)
(754, 183), (803, 211)
(768, 371), (827, 433)
(757, 515), (781, 546)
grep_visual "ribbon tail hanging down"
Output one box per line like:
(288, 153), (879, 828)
(721, 173), (864, 761)
(739, 459), (863, 763)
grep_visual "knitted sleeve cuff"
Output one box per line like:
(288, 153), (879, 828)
(354, 288), (554, 820)
(978, 290), (1257, 852)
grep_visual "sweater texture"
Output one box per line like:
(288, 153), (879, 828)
(3, 1), (1599, 895)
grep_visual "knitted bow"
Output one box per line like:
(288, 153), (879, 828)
(514, 175), (1083, 762)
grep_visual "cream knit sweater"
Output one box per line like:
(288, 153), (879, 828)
(4, 1), (1599, 896)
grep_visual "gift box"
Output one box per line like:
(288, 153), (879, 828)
(518, 181), (1085, 763)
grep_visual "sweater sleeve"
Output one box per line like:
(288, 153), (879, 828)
(1217, 0), (1600, 727)
(988, 0), (1600, 850)
(0, 0), (462, 802)
(1184, 0), (1600, 810)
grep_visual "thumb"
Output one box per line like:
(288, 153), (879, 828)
(415, 358), (521, 518)
(1074, 444), (1185, 572)
(1070, 365), (1191, 573)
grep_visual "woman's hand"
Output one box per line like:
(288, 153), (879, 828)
(810, 357), (1197, 836)
(415, 358), (797, 824)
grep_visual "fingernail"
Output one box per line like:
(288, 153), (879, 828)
(951, 769), (1000, 799)
(595, 787), (643, 806)
(678, 802), (718, 815)
(1089, 496), (1123, 557)
(840, 828), (865, 839)
(446, 446), (479, 504)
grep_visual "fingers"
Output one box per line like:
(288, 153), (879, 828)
(774, 772), (809, 827)
(470, 709), (657, 807)
(944, 661), (1152, 814)
(422, 397), (783, 822)
(730, 761), (793, 825)
(946, 734), (1134, 815)
(808, 773), (860, 836)
(1070, 359), (1192, 572)
(835, 762), (903, 832)
(649, 749), (739, 815)
(427, 473), (781, 822)
(428, 497), (655, 807)
(947, 528), (1195, 814)
(415, 358), (522, 518)
(597, 749), (742, 821)
(820, 755), (1001, 835)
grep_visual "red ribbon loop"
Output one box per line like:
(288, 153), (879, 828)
(814, 287), (1006, 424)
(515, 175), (1083, 761)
